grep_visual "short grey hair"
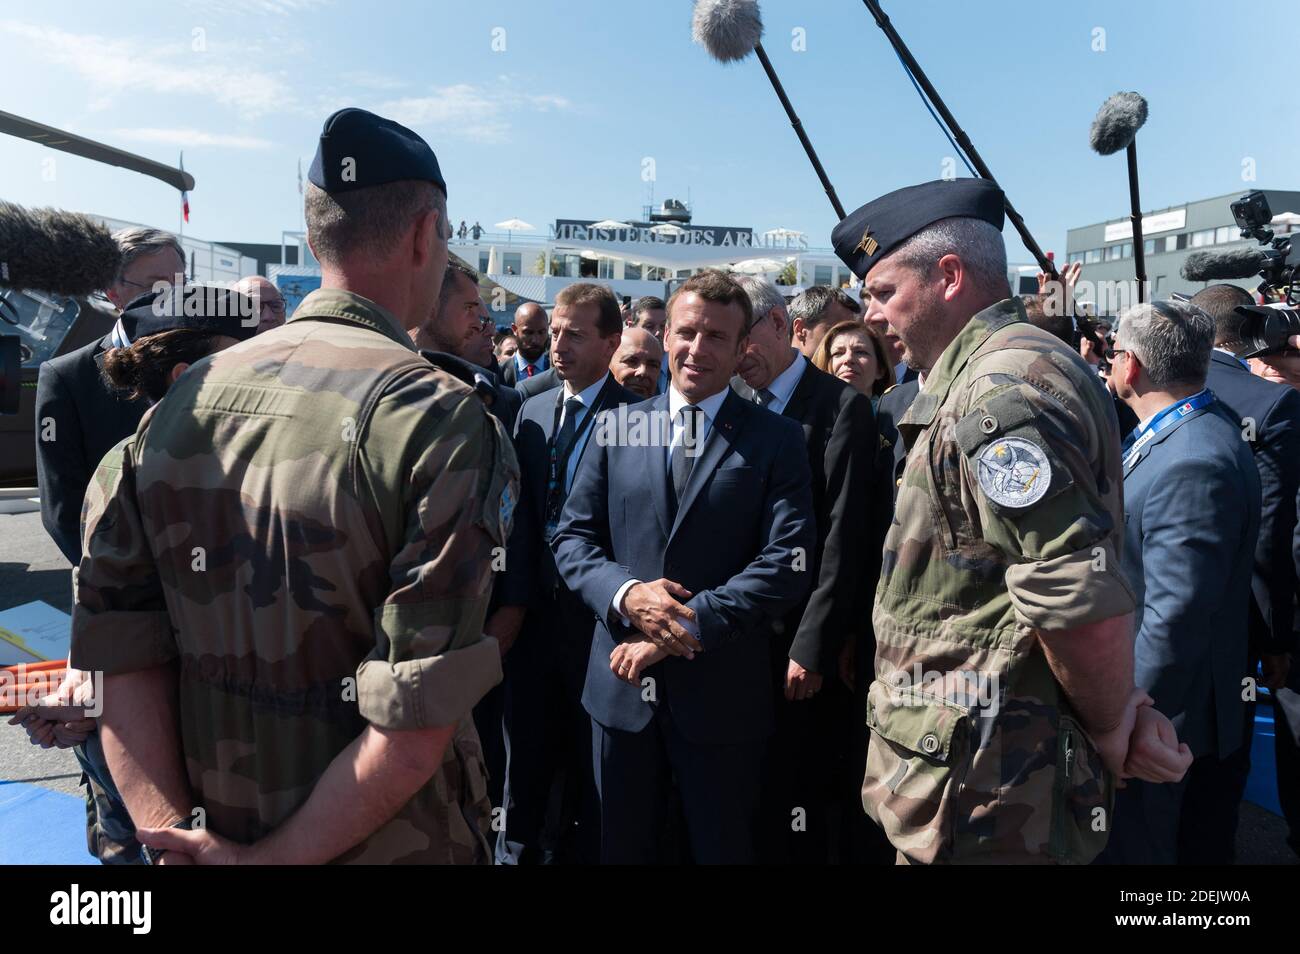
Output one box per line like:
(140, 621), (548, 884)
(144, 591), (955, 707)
(788, 285), (847, 332)
(112, 226), (183, 282)
(734, 276), (786, 324)
(1115, 300), (1214, 389)
(305, 179), (442, 266)
(888, 216), (1009, 298)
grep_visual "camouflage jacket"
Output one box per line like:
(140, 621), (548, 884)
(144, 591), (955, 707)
(865, 298), (1136, 865)
(70, 288), (518, 864)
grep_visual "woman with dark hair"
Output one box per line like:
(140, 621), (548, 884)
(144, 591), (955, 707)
(9, 284), (255, 865)
(810, 319), (895, 404)
(102, 326), (241, 403)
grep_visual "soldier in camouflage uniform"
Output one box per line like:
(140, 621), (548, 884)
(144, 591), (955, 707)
(70, 108), (518, 865)
(831, 179), (1192, 865)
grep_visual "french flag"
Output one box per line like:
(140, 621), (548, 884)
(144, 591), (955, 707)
(180, 151), (190, 223)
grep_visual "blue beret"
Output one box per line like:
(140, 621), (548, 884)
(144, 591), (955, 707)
(832, 178), (1005, 280)
(308, 107), (446, 196)
(122, 284), (259, 342)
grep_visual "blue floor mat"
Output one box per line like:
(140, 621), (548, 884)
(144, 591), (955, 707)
(0, 782), (98, 865)
(1245, 706), (1282, 817)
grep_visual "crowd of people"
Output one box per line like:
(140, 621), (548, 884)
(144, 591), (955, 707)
(9, 106), (1300, 866)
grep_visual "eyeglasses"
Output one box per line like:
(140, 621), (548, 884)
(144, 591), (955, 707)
(1104, 347), (1129, 361)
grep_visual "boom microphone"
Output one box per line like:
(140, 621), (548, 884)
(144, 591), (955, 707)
(1089, 92), (1148, 155)
(692, 0), (762, 62)
(0, 201), (122, 297)
(1090, 92), (1151, 301)
(693, 0), (846, 218)
(1181, 246), (1268, 282)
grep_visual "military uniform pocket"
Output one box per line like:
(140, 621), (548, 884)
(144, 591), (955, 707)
(1048, 715), (1114, 865)
(863, 679), (973, 864)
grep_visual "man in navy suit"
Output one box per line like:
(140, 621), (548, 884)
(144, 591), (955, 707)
(1184, 284), (1300, 862)
(552, 271), (815, 863)
(1099, 299), (1262, 864)
(495, 283), (638, 864)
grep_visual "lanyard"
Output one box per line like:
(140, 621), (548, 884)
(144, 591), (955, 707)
(1123, 389), (1215, 465)
(544, 396), (599, 534)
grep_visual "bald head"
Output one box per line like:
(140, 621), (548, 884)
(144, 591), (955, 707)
(512, 301), (549, 362)
(235, 275), (286, 334)
(609, 325), (663, 399)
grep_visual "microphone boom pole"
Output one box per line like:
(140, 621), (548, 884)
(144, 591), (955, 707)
(752, 43), (846, 220)
(1126, 141), (1147, 301)
(861, 0), (1057, 279)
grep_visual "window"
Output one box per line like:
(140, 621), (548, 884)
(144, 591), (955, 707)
(1155, 275), (1166, 294)
(836, 266), (852, 288)
(1191, 229), (1215, 248)
(598, 257), (615, 279)
(1121, 243), (1132, 259)
(1143, 239), (1156, 255)
(1068, 252), (1086, 265)
(502, 252), (522, 276)
(1085, 248), (1102, 264)
(1105, 245), (1122, 261)
(1164, 234), (1185, 252)
(624, 261), (642, 280)
(1215, 226), (1235, 244)
(478, 252), (490, 273)
(814, 265), (833, 285)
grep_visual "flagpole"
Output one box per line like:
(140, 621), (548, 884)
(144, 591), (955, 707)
(178, 150), (185, 241)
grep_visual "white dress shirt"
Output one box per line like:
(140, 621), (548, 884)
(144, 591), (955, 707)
(756, 351), (806, 415)
(557, 372), (610, 493)
(610, 384), (730, 633)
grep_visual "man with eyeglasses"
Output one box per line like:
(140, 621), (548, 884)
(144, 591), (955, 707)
(35, 226), (185, 567)
(412, 258), (525, 806)
(234, 275), (287, 334)
(1100, 299), (1262, 864)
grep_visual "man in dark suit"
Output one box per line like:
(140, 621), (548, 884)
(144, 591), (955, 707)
(729, 276), (880, 863)
(35, 227), (185, 564)
(496, 283), (638, 864)
(516, 364), (558, 399)
(498, 301), (550, 385)
(412, 259), (523, 802)
(1099, 299), (1261, 864)
(875, 376), (920, 494)
(552, 271), (815, 863)
(1180, 284), (1300, 862)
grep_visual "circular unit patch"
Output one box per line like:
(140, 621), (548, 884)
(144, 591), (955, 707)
(976, 436), (1051, 508)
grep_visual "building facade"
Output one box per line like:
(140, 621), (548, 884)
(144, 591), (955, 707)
(1065, 189), (1300, 314)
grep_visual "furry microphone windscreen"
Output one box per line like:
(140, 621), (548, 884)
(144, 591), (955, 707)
(1089, 92), (1149, 155)
(1181, 246), (1268, 282)
(692, 0), (764, 63)
(0, 202), (123, 297)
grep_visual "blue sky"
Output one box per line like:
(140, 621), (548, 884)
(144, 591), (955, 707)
(2, 0), (1295, 262)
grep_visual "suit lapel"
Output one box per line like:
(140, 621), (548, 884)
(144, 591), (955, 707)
(644, 393), (673, 538)
(669, 390), (745, 540)
(781, 361), (816, 423)
(1123, 405), (1212, 478)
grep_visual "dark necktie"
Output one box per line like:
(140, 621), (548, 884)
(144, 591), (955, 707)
(545, 396), (586, 532)
(668, 405), (701, 518)
(755, 387), (777, 408)
(554, 396), (583, 462)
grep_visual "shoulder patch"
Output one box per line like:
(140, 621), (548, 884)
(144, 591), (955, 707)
(976, 436), (1051, 509)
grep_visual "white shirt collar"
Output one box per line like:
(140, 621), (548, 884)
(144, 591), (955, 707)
(517, 351), (546, 373)
(765, 350), (806, 406)
(668, 383), (728, 423)
(562, 372), (609, 410)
